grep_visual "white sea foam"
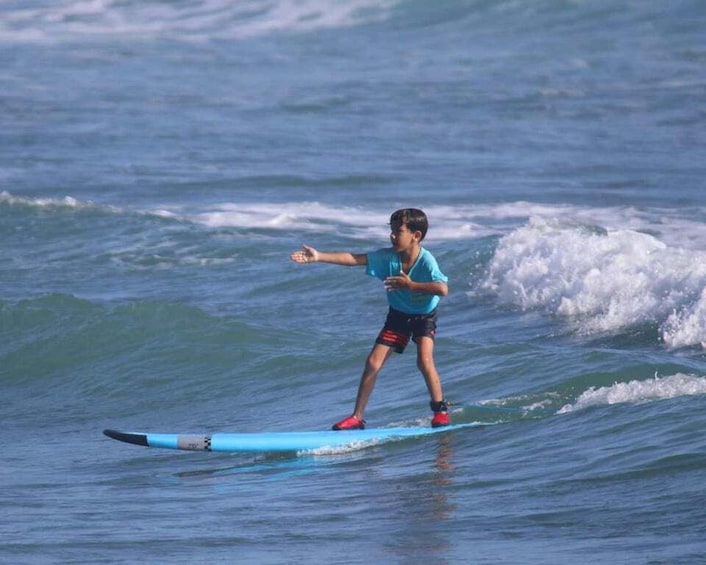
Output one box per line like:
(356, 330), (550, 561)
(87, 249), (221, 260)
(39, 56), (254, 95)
(0, 0), (397, 43)
(187, 201), (391, 235)
(0, 190), (93, 210)
(481, 218), (706, 348)
(177, 201), (589, 240)
(303, 439), (383, 456)
(4, 191), (703, 250)
(178, 201), (492, 241)
(663, 288), (706, 349)
(172, 200), (706, 248)
(558, 374), (706, 414)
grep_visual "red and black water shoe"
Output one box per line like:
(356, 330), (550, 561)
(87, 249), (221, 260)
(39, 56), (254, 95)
(332, 415), (366, 431)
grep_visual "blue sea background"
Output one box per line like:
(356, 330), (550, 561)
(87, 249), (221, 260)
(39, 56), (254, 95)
(2, 1), (706, 563)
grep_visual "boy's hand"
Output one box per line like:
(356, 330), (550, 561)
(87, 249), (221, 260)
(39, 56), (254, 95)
(290, 245), (318, 263)
(384, 271), (412, 291)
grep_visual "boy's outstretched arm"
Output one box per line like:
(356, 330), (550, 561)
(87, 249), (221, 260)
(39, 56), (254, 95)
(290, 244), (367, 266)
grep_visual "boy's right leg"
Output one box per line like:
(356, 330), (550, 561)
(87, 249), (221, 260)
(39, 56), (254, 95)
(332, 343), (394, 430)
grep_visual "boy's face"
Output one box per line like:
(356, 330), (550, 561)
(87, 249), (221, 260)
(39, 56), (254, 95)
(389, 221), (421, 252)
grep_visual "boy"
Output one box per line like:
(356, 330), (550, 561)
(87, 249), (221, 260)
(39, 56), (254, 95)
(290, 208), (450, 430)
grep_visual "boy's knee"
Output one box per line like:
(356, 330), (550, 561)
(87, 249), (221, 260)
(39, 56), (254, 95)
(417, 355), (435, 374)
(366, 354), (385, 374)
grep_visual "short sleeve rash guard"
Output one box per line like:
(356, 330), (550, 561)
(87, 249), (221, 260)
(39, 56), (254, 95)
(366, 247), (448, 314)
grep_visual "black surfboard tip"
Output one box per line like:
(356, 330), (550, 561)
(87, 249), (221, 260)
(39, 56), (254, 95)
(103, 429), (149, 447)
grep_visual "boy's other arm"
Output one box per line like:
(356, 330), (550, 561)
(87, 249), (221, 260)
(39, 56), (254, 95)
(290, 245), (367, 267)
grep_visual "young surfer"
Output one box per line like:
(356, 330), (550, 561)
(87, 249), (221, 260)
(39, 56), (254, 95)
(290, 208), (450, 430)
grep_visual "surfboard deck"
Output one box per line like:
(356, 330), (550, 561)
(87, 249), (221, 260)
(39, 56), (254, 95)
(103, 423), (478, 453)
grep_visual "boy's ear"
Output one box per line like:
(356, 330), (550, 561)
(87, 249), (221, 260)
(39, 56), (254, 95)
(413, 230), (423, 241)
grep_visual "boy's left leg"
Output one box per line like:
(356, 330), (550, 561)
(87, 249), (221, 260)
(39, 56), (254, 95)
(416, 337), (450, 427)
(416, 336), (443, 400)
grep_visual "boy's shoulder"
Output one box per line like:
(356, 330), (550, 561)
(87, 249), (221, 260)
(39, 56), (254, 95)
(367, 246), (395, 258)
(368, 246), (438, 261)
(419, 246), (440, 261)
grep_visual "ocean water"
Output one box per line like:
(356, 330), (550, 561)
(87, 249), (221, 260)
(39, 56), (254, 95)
(2, 0), (706, 563)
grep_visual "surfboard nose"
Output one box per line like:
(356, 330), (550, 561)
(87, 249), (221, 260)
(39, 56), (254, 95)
(103, 429), (149, 447)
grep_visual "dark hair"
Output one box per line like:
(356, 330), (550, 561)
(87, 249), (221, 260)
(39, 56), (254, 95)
(390, 208), (429, 240)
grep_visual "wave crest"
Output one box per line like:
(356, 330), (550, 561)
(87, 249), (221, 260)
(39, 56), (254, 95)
(481, 218), (706, 348)
(558, 374), (706, 413)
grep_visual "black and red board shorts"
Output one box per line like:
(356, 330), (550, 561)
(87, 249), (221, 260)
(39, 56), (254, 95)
(376, 307), (438, 354)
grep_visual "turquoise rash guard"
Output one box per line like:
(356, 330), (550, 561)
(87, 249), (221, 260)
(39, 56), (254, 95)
(365, 247), (448, 315)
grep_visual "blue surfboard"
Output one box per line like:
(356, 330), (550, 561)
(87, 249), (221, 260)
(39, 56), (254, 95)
(103, 423), (479, 453)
